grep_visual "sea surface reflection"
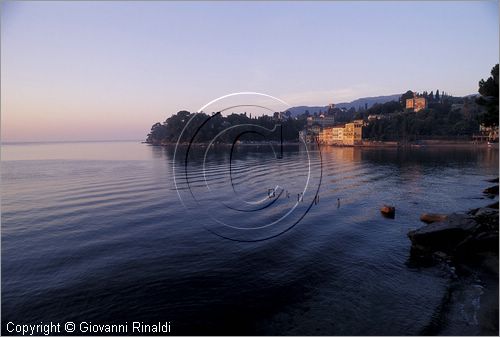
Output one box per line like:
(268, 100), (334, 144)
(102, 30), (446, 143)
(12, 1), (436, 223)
(2, 141), (498, 335)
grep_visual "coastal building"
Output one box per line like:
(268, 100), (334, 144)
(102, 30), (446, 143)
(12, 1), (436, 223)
(300, 114), (336, 144)
(299, 128), (319, 144)
(319, 125), (343, 145)
(479, 124), (499, 142)
(343, 120), (363, 145)
(368, 114), (386, 121)
(331, 125), (344, 143)
(317, 120), (363, 146)
(406, 94), (427, 112)
(307, 114), (336, 128)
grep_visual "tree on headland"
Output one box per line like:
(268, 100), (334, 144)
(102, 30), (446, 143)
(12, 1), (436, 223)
(147, 123), (168, 144)
(435, 89), (440, 102)
(146, 110), (307, 145)
(477, 64), (499, 127)
(479, 64), (499, 97)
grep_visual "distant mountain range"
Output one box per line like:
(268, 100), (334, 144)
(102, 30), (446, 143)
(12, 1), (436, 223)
(287, 94), (402, 116)
(286, 92), (478, 116)
(335, 94), (402, 110)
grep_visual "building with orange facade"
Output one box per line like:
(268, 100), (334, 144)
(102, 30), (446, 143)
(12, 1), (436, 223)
(406, 94), (427, 112)
(317, 120), (363, 146)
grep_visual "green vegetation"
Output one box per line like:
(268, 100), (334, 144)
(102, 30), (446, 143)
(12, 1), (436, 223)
(359, 95), (481, 141)
(477, 64), (499, 127)
(146, 111), (306, 145)
(362, 106), (480, 141)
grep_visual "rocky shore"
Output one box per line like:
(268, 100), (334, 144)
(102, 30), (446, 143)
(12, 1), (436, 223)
(408, 184), (498, 265)
(407, 181), (499, 335)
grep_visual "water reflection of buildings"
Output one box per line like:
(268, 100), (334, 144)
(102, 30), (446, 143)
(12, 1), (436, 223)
(320, 145), (362, 163)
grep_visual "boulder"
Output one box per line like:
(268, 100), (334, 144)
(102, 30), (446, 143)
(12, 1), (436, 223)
(487, 201), (499, 209)
(474, 207), (499, 231)
(380, 205), (395, 218)
(455, 231), (499, 256)
(483, 185), (499, 195)
(474, 207), (499, 218)
(408, 207), (499, 263)
(420, 213), (448, 224)
(408, 193), (499, 268)
(408, 213), (479, 254)
(433, 250), (451, 262)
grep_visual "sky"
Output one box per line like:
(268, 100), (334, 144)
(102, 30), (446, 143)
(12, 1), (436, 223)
(1, 1), (498, 142)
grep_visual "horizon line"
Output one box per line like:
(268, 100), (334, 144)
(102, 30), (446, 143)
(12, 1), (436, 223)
(1, 139), (145, 145)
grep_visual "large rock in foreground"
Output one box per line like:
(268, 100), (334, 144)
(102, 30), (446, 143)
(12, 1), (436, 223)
(483, 185), (499, 195)
(408, 208), (499, 261)
(408, 214), (478, 252)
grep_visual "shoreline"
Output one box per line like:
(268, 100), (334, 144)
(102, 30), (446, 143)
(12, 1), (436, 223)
(361, 140), (499, 148)
(408, 183), (499, 336)
(144, 140), (498, 148)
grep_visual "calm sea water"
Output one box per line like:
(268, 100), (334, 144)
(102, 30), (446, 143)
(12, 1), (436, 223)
(1, 141), (498, 335)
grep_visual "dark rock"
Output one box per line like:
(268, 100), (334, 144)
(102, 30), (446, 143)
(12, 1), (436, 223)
(433, 251), (450, 262)
(409, 205), (499, 264)
(486, 177), (499, 183)
(468, 208), (479, 215)
(408, 213), (479, 255)
(407, 247), (437, 267)
(480, 256), (499, 275)
(474, 207), (499, 218)
(456, 232), (499, 256)
(472, 202), (500, 214)
(486, 201), (499, 209)
(474, 208), (499, 231)
(483, 185), (499, 195)
(409, 189), (499, 270)
(474, 231), (498, 250)
(380, 205), (395, 218)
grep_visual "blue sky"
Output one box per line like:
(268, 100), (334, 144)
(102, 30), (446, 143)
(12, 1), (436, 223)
(1, 1), (498, 141)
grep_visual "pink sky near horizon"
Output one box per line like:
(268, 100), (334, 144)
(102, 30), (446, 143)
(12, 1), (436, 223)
(1, 1), (498, 142)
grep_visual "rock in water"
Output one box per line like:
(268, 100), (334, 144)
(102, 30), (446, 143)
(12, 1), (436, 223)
(483, 185), (499, 195)
(474, 207), (499, 231)
(486, 201), (499, 209)
(456, 231), (499, 256)
(380, 205), (395, 218)
(408, 207), (499, 262)
(420, 213), (448, 224)
(408, 213), (479, 255)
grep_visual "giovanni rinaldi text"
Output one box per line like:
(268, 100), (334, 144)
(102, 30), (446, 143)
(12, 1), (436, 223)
(6, 321), (171, 335)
